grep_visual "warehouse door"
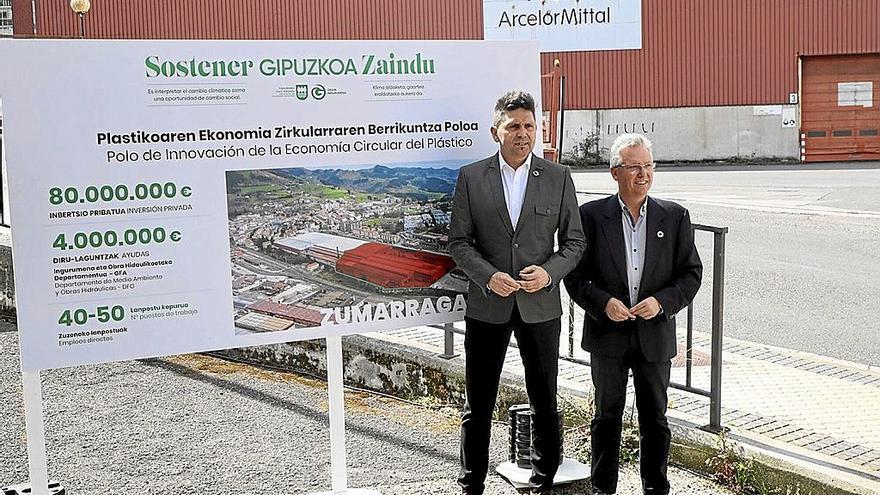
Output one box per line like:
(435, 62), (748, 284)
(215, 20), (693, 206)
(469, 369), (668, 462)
(801, 54), (880, 162)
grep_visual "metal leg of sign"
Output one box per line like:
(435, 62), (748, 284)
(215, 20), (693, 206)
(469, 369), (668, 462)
(21, 370), (52, 495)
(309, 335), (380, 495)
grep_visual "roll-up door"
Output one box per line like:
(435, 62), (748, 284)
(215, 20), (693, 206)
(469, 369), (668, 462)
(801, 54), (880, 162)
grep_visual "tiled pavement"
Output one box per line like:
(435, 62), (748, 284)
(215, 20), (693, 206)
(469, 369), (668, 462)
(368, 311), (880, 491)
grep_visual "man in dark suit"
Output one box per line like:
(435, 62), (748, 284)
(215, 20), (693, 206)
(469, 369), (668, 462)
(563, 133), (702, 495)
(449, 91), (585, 495)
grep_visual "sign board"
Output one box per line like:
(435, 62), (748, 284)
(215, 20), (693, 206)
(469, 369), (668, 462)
(0, 39), (542, 371)
(782, 107), (797, 128)
(483, 0), (642, 52)
(838, 81), (873, 108)
(753, 105), (783, 116)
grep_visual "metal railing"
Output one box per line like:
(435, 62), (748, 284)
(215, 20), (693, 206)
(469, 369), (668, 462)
(435, 224), (728, 432)
(671, 223), (728, 432)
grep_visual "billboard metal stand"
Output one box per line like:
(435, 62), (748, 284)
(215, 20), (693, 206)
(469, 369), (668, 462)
(20, 370), (53, 495)
(310, 335), (381, 495)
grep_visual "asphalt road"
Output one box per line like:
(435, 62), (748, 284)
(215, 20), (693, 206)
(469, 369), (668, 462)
(571, 163), (880, 367)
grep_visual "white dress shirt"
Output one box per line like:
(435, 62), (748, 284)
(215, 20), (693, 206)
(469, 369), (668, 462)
(499, 153), (532, 230)
(618, 194), (647, 306)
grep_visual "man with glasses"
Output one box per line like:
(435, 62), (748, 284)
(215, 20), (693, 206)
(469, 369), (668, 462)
(563, 133), (702, 495)
(449, 90), (585, 495)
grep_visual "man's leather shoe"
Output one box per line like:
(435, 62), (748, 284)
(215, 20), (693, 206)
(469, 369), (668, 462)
(529, 489), (555, 495)
(591, 490), (614, 495)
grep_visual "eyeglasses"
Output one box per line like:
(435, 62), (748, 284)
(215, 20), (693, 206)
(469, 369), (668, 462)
(614, 162), (655, 174)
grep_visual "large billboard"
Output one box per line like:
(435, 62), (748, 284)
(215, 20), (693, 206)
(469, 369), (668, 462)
(483, 0), (642, 52)
(0, 39), (542, 371)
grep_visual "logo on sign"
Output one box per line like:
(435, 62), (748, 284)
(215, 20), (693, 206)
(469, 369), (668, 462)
(296, 84), (308, 100)
(311, 84), (327, 100)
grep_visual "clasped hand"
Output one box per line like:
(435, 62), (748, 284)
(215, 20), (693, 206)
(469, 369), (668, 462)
(488, 265), (549, 296)
(604, 296), (661, 321)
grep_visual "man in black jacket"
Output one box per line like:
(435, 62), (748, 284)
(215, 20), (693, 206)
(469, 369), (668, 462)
(563, 133), (702, 495)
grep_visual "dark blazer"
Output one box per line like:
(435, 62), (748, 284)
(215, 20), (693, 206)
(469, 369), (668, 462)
(563, 195), (702, 362)
(449, 153), (585, 324)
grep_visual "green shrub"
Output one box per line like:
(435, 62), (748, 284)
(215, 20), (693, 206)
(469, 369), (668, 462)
(560, 131), (608, 168)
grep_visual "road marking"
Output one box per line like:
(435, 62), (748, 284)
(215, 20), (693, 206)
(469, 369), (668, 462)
(574, 191), (880, 219)
(676, 199), (880, 219)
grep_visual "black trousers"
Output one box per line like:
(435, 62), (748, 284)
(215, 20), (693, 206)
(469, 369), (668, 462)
(458, 305), (561, 495)
(590, 326), (671, 495)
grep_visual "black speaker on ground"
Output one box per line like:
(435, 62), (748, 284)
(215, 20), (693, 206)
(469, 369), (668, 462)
(507, 404), (564, 469)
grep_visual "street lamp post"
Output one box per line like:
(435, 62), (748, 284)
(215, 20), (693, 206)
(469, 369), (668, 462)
(69, 0), (91, 39)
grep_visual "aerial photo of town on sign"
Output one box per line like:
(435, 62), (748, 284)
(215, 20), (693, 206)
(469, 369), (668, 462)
(226, 161), (469, 335)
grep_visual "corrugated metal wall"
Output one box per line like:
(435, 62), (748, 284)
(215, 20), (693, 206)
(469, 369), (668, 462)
(30, 0), (482, 40)
(11, 0), (33, 35)
(17, 0), (880, 110)
(541, 0), (880, 109)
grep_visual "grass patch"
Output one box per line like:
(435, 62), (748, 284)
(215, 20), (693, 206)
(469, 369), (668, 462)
(703, 431), (815, 495)
(319, 186), (347, 199)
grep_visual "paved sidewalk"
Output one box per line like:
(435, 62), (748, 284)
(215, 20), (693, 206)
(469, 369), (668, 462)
(374, 318), (880, 494)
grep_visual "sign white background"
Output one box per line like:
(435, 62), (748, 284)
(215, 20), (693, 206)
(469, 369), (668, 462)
(483, 0), (642, 52)
(838, 81), (873, 108)
(0, 39), (542, 371)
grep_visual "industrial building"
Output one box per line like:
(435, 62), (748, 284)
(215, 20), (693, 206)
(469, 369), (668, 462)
(246, 299), (324, 327)
(274, 232), (455, 289)
(235, 311), (294, 333)
(0, 0), (11, 37)
(8, 0), (879, 162)
(274, 232), (367, 266)
(336, 243), (456, 289)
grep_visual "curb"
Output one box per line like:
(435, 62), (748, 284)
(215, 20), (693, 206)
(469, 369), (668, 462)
(719, 331), (880, 376)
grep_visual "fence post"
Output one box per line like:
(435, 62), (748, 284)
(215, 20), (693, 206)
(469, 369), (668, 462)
(438, 322), (458, 359)
(567, 298), (575, 357)
(704, 227), (728, 433)
(686, 302), (694, 388)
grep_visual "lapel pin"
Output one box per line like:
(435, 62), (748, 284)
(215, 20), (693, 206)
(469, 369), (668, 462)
(657, 230), (665, 238)
(532, 170), (540, 176)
